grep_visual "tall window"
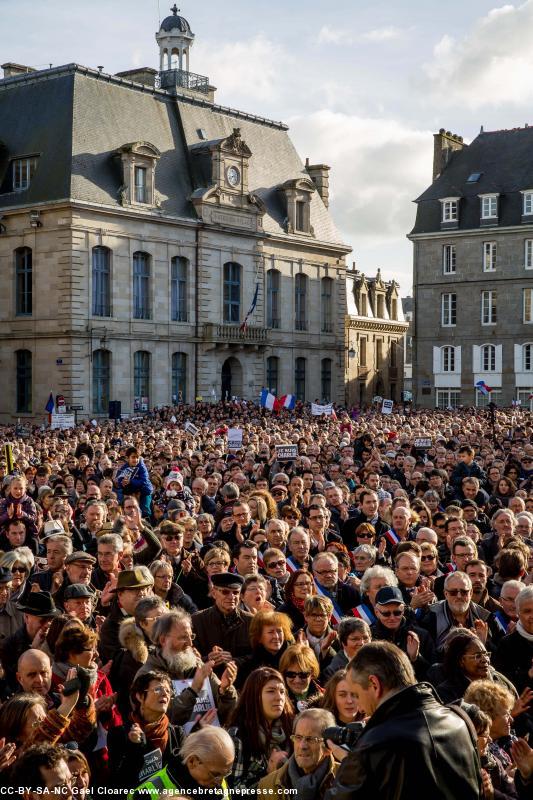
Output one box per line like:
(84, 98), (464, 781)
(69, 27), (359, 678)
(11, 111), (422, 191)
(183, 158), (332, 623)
(266, 356), (279, 395)
(481, 290), (497, 325)
(391, 298), (398, 320)
(92, 349), (110, 414)
(12, 156), (38, 191)
(481, 344), (496, 371)
(172, 352), (187, 403)
(134, 351), (150, 408)
(15, 247), (32, 316)
(321, 277), (333, 332)
(359, 338), (367, 367)
(295, 201), (306, 231)
(359, 294), (367, 316)
(133, 252), (151, 319)
(524, 288), (533, 324)
(441, 293), (456, 326)
(266, 270), (280, 328)
(15, 350), (32, 413)
(92, 246), (111, 317)
(134, 166), (147, 203)
(223, 262), (241, 323)
(295, 273), (307, 331)
(481, 196), (498, 219)
(171, 257), (187, 322)
(376, 339), (383, 367)
(523, 344), (533, 372)
(523, 192), (533, 215)
(442, 200), (458, 222)
(377, 295), (385, 319)
(442, 346), (455, 372)
(389, 342), (397, 367)
(526, 240), (533, 270)
(443, 244), (456, 274)
(321, 358), (332, 401)
(483, 242), (496, 272)
(295, 357), (306, 401)
(436, 389), (461, 409)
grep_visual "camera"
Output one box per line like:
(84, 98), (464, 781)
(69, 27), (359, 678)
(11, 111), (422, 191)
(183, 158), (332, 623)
(323, 721), (365, 749)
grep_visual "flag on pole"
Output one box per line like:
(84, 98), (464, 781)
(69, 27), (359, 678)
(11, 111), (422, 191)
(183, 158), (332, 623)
(260, 389), (276, 410)
(274, 394), (296, 411)
(240, 283), (259, 333)
(45, 393), (55, 414)
(475, 380), (492, 396)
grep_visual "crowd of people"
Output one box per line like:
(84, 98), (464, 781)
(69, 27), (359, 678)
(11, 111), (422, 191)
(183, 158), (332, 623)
(0, 400), (532, 798)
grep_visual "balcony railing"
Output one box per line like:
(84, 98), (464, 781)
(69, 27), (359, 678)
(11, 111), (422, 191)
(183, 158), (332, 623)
(203, 323), (268, 344)
(158, 69), (209, 94)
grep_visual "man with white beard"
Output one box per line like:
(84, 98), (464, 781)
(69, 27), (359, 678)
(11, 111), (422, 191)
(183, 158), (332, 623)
(135, 609), (238, 725)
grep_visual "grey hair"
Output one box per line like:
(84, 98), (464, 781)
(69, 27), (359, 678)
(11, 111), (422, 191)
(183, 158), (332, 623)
(337, 617), (371, 645)
(492, 508), (516, 526)
(180, 726), (235, 763)
(293, 707), (336, 733)
(151, 609), (191, 646)
(288, 526), (309, 543)
(220, 482), (239, 500)
(266, 518), (289, 535)
(516, 585), (533, 612)
(516, 512), (533, 524)
(134, 596), (166, 626)
(97, 534), (123, 552)
(444, 570), (472, 590)
(312, 552), (337, 570)
(45, 534), (73, 555)
(360, 565), (397, 596)
(353, 544), (377, 561)
(0, 546), (35, 572)
(149, 559), (173, 579)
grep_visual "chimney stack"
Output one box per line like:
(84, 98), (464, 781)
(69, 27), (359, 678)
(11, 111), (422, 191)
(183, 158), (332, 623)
(433, 129), (465, 182)
(305, 158), (330, 207)
(1, 62), (35, 79)
(115, 67), (157, 87)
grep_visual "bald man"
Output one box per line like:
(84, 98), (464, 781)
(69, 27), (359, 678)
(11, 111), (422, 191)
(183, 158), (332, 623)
(16, 649), (52, 697)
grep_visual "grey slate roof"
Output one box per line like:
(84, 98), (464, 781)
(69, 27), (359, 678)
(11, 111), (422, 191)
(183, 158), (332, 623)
(0, 65), (347, 248)
(411, 127), (533, 235)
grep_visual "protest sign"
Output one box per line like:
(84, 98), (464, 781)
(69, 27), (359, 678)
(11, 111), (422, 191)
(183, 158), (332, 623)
(51, 414), (76, 429)
(173, 678), (219, 734)
(227, 428), (243, 450)
(414, 437), (432, 449)
(381, 399), (394, 415)
(311, 403), (333, 416)
(276, 444), (298, 461)
(184, 421), (199, 436)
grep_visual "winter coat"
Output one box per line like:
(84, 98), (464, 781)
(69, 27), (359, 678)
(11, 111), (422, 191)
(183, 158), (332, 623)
(0, 492), (39, 541)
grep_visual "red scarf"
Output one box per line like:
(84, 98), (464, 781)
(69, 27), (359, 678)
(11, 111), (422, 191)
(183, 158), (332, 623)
(131, 712), (169, 755)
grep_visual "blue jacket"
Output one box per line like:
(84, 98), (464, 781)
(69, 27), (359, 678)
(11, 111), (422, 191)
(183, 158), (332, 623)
(116, 458), (153, 499)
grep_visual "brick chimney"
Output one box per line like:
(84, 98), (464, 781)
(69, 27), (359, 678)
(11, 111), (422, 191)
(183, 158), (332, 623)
(305, 158), (330, 207)
(433, 129), (465, 181)
(1, 62), (35, 79)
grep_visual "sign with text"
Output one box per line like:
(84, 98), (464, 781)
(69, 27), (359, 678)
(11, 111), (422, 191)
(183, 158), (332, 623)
(381, 399), (394, 415)
(276, 444), (298, 462)
(184, 421), (199, 436)
(51, 413), (76, 429)
(414, 437), (432, 449)
(227, 428), (243, 450)
(172, 678), (219, 734)
(311, 403), (333, 416)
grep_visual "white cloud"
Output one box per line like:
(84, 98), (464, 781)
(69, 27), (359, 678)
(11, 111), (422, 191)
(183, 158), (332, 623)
(316, 25), (352, 44)
(316, 24), (405, 46)
(360, 26), (403, 42)
(423, 0), (533, 108)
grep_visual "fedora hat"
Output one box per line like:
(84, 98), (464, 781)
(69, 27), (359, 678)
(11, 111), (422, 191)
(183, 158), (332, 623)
(16, 590), (60, 618)
(113, 567), (154, 592)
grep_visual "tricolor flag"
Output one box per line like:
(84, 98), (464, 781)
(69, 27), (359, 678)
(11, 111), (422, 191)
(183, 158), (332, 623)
(274, 394), (296, 411)
(260, 389), (276, 410)
(44, 393), (55, 414)
(475, 380), (492, 396)
(240, 283), (259, 333)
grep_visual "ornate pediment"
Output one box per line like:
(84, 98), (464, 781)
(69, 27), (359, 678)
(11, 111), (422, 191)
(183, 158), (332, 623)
(114, 141), (161, 159)
(221, 128), (252, 157)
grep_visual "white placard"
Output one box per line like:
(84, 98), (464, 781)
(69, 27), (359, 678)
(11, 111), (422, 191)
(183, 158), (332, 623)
(172, 678), (220, 734)
(50, 413), (76, 429)
(311, 403), (333, 416)
(184, 421), (199, 436)
(381, 399), (394, 415)
(227, 428), (243, 450)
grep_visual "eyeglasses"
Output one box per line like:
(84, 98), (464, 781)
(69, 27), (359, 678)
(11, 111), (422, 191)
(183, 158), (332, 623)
(378, 609), (404, 617)
(421, 554), (436, 561)
(284, 671), (311, 680)
(463, 650), (490, 662)
(163, 535), (182, 541)
(308, 613), (328, 620)
(208, 560), (229, 568)
(314, 569), (337, 576)
(267, 559), (286, 569)
(290, 734), (323, 745)
(202, 762), (232, 780)
(294, 581), (313, 588)
(148, 685), (171, 695)
(446, 588), (470, 597)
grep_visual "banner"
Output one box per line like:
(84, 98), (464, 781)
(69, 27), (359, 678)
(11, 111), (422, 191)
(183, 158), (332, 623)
(227, 428), (243, 450)
(51, 413), (76, 429)
(275, 444), (298, 462)
(414, 437), (432, 449)
(381, 399), (394, 415)
(311, 403), (333, 416)
(172, 678), (219, 734)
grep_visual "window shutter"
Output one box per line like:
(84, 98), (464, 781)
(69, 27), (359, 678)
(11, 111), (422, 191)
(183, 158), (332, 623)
(495, 345), (503, 374)
(455, 346), (461, 374)
(433, 346), (441, 374)
(514, 344), (522, 373)
(472, 345), (480, 373)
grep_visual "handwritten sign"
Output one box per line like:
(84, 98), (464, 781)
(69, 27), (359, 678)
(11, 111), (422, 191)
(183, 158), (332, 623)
(172, 678), (219, 734)
(227, 428), (243, 450)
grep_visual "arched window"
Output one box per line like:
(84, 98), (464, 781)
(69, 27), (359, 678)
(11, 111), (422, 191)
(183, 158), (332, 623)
(15, 349), (32, 412)
(295, 357), (306, 401)
(266, 269), (280, 329)
(171, 257), (188, 322)
(266, 356), (279, 395)
(223, 262), (241, 323)
(15, 247), (32, 316)
(523, 343), (533, 372)
(441, 346), (455, 372)
(172, 352), (187, 403)
(134, 351), (151, 410)
(92, 246), (111, 317)
(321, 358), (332, 401)
(133, 252), (151, 320)
(481, 344), (496, 372)
(295, 273), (307, 331)
(92, 349), (110, 414)
(321, 277), (333, 332)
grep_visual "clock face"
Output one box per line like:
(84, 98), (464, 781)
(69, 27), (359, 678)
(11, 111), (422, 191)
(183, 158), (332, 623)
(227, 166), (240, 187)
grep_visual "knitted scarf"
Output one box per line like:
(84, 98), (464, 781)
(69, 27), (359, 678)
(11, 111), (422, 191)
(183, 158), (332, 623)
(286, 754), (331, 800)
(132, 712), (169, 755)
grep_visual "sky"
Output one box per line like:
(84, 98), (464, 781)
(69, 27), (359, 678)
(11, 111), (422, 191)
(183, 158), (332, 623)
(2, 0), (533, 293)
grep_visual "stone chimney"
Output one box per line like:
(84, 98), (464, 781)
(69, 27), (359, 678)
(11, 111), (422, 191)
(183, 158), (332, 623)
(305, 158), (330, 207)
(433, 129), (465, 181)
(115, 67), (158, 87)
(1, 62), (35, 79)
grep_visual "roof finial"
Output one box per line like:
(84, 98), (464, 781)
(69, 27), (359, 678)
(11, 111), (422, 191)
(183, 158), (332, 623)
(170, 4), (179, 14)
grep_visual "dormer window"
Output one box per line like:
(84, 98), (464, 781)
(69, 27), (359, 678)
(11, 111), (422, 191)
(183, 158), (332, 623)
(279, 177), (315, 236)
(114, 141), (161, 208)
(296, 201), (306, 231)
(522, 190), (533, 216)
(480, 193), (498, 220)
(441, 198), (459, 222)
(12, 156), (39, 192)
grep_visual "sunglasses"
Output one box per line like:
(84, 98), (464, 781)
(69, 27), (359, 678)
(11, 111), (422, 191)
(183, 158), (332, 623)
(357, 533), (374, 539)
(446, 588), (470, 597)
(267, 560), (286, 569)
(163, 535), (182, 541)
(284, 671), (311, 680)
(421, 554), (436, 561)
(378, 609), (403, 617)
(12, 566), (27, 573)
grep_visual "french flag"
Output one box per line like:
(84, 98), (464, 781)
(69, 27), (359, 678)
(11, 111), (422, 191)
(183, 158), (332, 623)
(260, 389), (276, 410)
(475, 380), (492, 396)
(275, 394), (296, 411)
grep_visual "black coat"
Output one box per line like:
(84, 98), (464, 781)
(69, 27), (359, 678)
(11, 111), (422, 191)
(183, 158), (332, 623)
(107, 718), (184, 789)
(370, 618), (436, 680)
(494, 629), (533, 694)
(324, 683), (482, 800)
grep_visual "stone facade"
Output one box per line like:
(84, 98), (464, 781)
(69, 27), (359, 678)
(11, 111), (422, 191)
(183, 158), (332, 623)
(409, 127), (533, 409)
(0, 14), (350, 422)
(345, 268), (408, 408)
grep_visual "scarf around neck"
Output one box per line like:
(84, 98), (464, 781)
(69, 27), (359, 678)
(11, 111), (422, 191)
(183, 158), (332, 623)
(287, 754), (331, 800)
(131, 711), (169, 755)
(516, 620), (533, 642)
